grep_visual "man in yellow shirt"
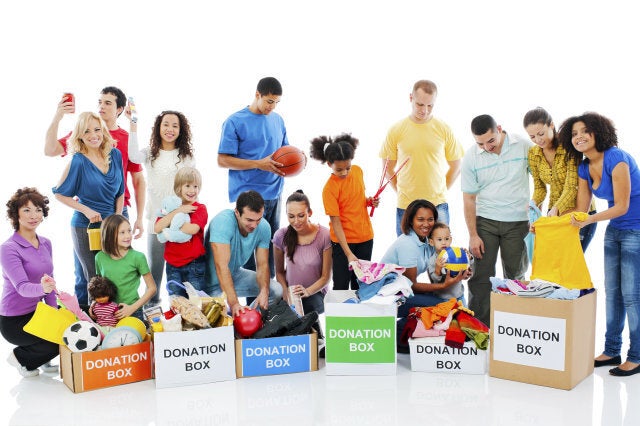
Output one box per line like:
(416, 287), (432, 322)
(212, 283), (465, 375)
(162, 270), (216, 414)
(380, 80), (464, 235)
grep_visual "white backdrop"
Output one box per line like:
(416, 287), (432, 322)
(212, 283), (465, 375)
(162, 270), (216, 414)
(1, 0), (638, 292)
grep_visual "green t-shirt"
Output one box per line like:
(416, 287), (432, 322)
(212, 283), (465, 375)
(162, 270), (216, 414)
(95, 249), (150, 305)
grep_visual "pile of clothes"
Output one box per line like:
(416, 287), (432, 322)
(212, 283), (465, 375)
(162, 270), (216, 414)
(347, 260), (414, 305)
(490, 277), (595, 300)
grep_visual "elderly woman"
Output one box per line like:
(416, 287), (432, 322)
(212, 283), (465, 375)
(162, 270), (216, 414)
(0, 188), (59, 377)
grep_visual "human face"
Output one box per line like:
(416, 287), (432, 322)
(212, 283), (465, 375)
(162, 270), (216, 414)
(286, 201), (312, 233)
(160, 114), (180, 144)
(179, 181), (200, 204)
(526, 123), (555, 150)
(116, 221), (133, 250)
(474, 126), (503, 154)
(409, 88), (436, 124)
(255, 93), (280, 115)
(571, 121), (596, 155)
(98, 93), (121, 126)
(235, 207), (264, 236)
(411, 207), (436, 240)
(81, 118), (105, 150)
(429, 227), (452, 252)
(18, 201), (44, 232)
(329, 160), (352, 179)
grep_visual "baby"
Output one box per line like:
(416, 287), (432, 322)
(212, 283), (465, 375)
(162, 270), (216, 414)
(88, 276), (120, 329)
(427, 222), (472, 302)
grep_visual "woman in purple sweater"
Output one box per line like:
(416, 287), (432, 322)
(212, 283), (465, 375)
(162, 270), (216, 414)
(0, 188), (59, 377)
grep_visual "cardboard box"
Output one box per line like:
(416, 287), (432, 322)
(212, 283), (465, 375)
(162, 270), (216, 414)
(60, 340), (153, 393)
(235, 332), (318, 378)
(325, 303), (397, 375)
(489, 290), (596, 390)
(409, 336), (488, 374)
(153, 326), (236, 388)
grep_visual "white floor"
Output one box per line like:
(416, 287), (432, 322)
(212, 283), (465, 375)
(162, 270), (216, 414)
(2, 286), (640, 426)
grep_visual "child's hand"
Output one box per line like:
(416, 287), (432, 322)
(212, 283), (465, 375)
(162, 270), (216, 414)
(179, 204), (198, 214)
(115, 303), (135, 320)
(366, 197), (380, 208)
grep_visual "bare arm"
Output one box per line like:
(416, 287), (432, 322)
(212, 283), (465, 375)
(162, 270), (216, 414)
(217, 153), (284, 176)
(329, 216), (357, 262)
(44, 97), (71, 157)
(445, 159), (461, 189)
(154, 204), (197, 233)
(403, 266), (467, 293)
(383, 159), (398, 192)
(212, 242), (241, 315)
(115, 272), (157, 319)
(463, 192), (484, 259)
(573, 163), (631, 227)
(254, 247), (271, 310)
(274, 247), (290, 300)
(130, 171), (146, 238)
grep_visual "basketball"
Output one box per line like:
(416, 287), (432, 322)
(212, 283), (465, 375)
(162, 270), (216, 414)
(272, 145), (307, 177)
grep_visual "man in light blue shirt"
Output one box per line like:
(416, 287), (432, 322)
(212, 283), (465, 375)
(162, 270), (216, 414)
(204, 190), (283, 316)
(461, 114), (532, 326)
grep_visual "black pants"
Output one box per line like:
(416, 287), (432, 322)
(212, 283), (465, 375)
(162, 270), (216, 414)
(0, 312), (59, 370)
(331, 239), (374, 290)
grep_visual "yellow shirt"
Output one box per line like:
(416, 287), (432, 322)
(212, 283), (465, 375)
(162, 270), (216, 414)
(380, 117), (464, 208)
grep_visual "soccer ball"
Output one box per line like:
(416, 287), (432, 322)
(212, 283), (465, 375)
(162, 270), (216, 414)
(63, 320), (102, 352)
(437, 247), (470, 278)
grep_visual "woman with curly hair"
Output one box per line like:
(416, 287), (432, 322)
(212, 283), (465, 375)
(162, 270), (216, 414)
(52, 112), (125, 303)
(559, 112), (640, 376)
(0, 188), (59, 377)
(127, 109), (195, 305)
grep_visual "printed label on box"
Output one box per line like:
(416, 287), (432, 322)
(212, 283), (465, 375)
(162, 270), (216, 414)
(409, 338), (487, 374)
(492, 311), (566, 371)
(154, 326), (236, 388)
(79, 341), (153, 391)
(326, 316), (396, 363)
(239, 334), (312, 377)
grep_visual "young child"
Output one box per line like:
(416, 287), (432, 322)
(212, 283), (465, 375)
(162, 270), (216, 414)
(153, 166), (208, 297)
(88, 276), (119, 328)
(95, 214), (157, 321)
(427, 222), (470, 303)
(309, 133), (379, 290)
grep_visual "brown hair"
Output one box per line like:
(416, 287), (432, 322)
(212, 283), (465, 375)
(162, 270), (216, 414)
(5, 187), (49, 231)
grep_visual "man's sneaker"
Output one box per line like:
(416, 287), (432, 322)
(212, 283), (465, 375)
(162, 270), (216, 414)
(7, 352), (39, 378)
(318, 337), (326, 358)
(253, 299), (301, 339)
(284, 311), (319, 336)
(40, 361), (59, 373)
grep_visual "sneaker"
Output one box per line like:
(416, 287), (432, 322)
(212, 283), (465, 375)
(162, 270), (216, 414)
(284, 311), (319, 336)
(7, 352), (39, 378)
(318, 337), (326, 358)
(253, 299), (301, 339)
(40, 361), (59, 373)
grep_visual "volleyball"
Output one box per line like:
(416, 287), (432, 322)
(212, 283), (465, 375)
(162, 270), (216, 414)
(437, 247), (470, 277)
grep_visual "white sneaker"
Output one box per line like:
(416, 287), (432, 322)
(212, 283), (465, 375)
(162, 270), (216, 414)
(7, 352), (39, 378)
(40, 361), (59, 373)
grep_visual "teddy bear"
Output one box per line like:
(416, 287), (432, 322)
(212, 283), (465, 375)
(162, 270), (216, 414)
(156, 195), (192, 243)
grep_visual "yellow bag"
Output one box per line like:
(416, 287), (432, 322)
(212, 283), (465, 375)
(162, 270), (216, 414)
(530, 213), (592, 289)
(23, 302), (77, 344)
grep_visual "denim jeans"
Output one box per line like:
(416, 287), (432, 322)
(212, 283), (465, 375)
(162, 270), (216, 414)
(603, 226), (640, 364)
(207, 267), (283, 303)
(166, 257), (206, 297)
(243, 197), (280, 278)
(395, 203), (449, 236)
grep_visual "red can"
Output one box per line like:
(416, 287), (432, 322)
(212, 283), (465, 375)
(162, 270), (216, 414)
(62, 92), (75, 113)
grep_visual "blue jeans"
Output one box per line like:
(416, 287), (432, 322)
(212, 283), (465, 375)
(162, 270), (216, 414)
(207, 268), (283, 303)
(603, 226), (640, 364)
(243, 197), (280, 278)
(396, 203), (449, 236)
(166, 257), (206, 297)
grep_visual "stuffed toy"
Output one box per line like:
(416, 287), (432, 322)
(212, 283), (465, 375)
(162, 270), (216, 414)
(156, 195), (192, 243)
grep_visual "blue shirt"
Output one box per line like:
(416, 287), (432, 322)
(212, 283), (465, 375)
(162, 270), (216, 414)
(579, 147), (640, 230)
(461, 132), (531, 222)
(52, 148), (125, 227)
(218, 107), (289, 202)
(380, 229), (434, 275)
(205, 209), (271, 286)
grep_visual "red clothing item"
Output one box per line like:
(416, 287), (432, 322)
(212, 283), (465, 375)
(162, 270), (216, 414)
(59, 127), (143, 207)
(322, 165), (374, 243)
(163, 202), (208, 267)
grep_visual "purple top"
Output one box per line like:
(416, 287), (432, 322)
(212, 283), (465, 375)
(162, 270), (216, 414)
(0, 232), (56, 316)
(272, 225), (331, 293)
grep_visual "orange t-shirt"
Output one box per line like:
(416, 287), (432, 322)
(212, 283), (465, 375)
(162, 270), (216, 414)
(322, 165), (374, 243)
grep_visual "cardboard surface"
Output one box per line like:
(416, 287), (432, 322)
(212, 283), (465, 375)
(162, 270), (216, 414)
(153, 326), (236, 388)
(60, 340), (153, 393)
(489, 291), (596, 390)
(325, 303), (397, 375)
(409, 336), (488, 374)
(235, 332), (318, 377)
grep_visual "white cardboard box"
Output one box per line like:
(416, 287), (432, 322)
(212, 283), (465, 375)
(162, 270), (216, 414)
(409, 336), (488, 374)
(153, 326), (236, 388)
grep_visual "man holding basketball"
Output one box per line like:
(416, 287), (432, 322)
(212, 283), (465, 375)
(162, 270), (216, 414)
(217, 77), (289, 279)
(379, 80), (464, 235)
